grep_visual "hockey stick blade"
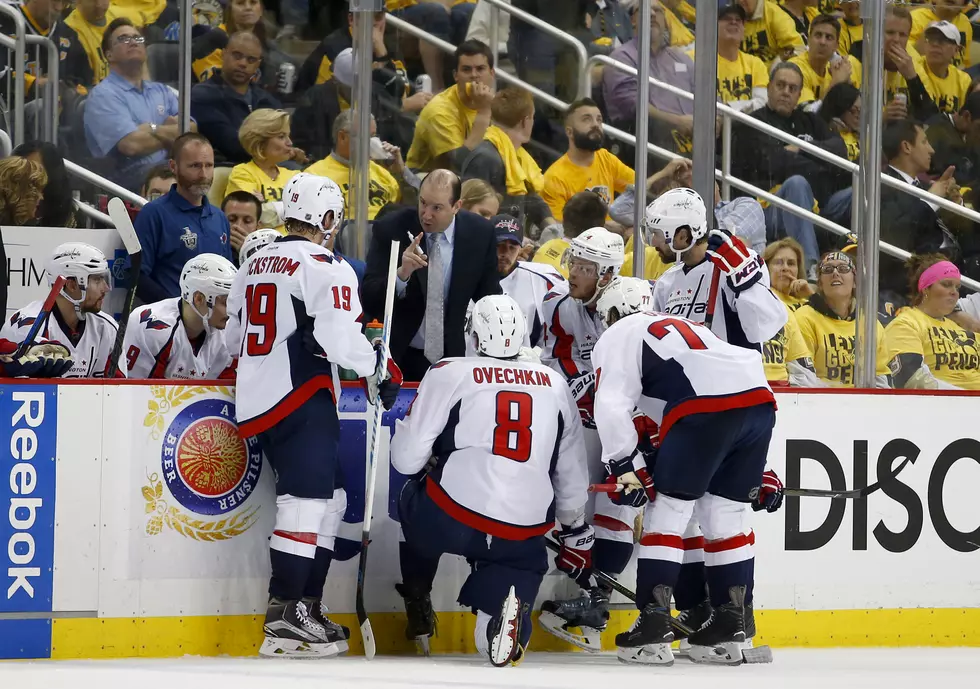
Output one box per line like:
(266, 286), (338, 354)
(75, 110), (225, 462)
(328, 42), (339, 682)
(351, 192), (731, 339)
(784, 456), (913, 499)
(106, 198), (143, 378)
(15, 276), (67, 358)
(356, 240), (400, 660)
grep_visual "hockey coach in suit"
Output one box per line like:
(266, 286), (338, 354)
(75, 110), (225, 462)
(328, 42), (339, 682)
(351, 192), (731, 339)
(364, 169), (502, 381)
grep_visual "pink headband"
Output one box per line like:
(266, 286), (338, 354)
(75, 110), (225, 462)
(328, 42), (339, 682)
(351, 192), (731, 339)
(918, 261), (960, 293)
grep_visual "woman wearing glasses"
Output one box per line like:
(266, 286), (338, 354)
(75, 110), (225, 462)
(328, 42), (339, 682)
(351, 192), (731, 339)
(885, 254), (980, 389)
(794, 251), (891, 387)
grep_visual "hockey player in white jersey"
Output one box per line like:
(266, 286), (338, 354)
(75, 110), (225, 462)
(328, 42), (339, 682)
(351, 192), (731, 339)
(492, 215), (566, 347)
(2, 242), (117, 378)
(592, 306), (776, 666)
(123, 254), (237, 379)
(391, 294), (590, 666)
(240, 228), (281, 263)
(226, 173), (402, 658)
(536, 226), (633, 650)
(647, 188), (786, 349)
(645, 188), (786, 643)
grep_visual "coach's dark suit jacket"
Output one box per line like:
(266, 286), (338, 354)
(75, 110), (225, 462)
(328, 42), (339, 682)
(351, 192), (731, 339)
(362, 207), (502, 367)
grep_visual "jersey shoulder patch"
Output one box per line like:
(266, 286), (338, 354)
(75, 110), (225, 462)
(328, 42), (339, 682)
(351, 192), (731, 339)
(311, 253), (334, 264)
(139, 308), (171, 330)
(10, 312), (35, 328)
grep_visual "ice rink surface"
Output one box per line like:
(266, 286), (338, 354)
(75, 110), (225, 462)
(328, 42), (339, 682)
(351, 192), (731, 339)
(3, 649), (978, 689)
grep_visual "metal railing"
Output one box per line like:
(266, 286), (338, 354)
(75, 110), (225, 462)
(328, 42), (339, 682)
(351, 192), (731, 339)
(482, 0), (590, 99)
(585, 53), (980, 226)
(65, 159), (148, 208)
(24, 33), (58, 145)
(0, 25), (59, 145)
(0, 3), (26, 147)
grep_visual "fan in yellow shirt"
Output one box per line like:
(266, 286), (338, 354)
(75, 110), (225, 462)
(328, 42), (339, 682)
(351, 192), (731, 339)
(305, 113), (404, 221)
(224, 109), (302, 230)
(886, 254), (980, 390)
(664, 6), (694, 47)
(838, 1), (863, 59)
(740, 0), (804, 64)
(64, 0), (123, 86)
(910, 3), (973, 68)
(764, 238), (813, 311)
(540, 99), (638, 220)
(405, 41), (496, 171)
(763, 306), (815, 385)
(532, 189), (610, 277)
(789, 15), (862, 107)
(621, 233), (671, 280)
(794, 252), (891, 387)
(698, 4), (770, 113)
(916, 21), (972, 115)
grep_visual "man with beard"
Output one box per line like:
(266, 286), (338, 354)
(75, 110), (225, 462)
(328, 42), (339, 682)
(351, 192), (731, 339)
(133, 133), (233, 303)
(541, 98), (659, 221)
(84, 18), (197, 191)
(191, 32), (281, 165)
(492, 215), (565, 348)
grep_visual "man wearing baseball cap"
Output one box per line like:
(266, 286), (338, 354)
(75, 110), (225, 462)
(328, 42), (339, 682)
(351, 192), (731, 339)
(492, 214), (565, 348)
(916, 20), (971, 115)
(910, 0), (972, 69)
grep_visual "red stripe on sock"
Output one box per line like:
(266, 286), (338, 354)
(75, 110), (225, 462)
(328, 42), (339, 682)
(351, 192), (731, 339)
(639, 533), (684, 548)
(704, 531), (755, 553)
(594, 514), (634, 532)
(273, 530), (317, 545)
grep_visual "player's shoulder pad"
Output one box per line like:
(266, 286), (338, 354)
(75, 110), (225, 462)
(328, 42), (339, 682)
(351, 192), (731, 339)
(518, 262), (567, 288)
(93, 311), (120, 333)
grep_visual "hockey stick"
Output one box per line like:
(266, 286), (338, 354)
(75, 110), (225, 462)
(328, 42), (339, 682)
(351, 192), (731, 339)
(702, 264), (722, 331)
(589, 455), (913, 500)
(357, 239), (400, 660)
(14, 276), (67, 358)
(105, 198), (143, 377)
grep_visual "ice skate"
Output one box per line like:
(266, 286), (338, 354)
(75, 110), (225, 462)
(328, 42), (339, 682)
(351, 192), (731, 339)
(673, 599), (712, 657)
(615, 585), (675, 666)
(539, 586), (609, 652)
(688, 586), (772, 665)
(302, 597), (350, 641)
(396, 582), (436, 655)
(259, 598), (348, 658)
(488, 586), (526, 667)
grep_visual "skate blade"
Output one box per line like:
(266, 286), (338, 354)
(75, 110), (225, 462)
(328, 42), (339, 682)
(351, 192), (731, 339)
(688, 640), (753, 666)
(259, 637), (348, 658)
(490, 587), (521, 667)
(414, 635), (432, 656)
(617, 643), (674, 666)
(538, 611), (603, 653)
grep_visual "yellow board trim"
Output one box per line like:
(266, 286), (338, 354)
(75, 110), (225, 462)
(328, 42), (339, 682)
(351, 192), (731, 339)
(48, 608), (980, 659)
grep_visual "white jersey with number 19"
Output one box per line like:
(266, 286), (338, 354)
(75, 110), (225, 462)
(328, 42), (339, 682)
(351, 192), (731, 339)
(592, 312), (775, 464)
(390, 356), (589, 539)
(226, 236), (377, 437)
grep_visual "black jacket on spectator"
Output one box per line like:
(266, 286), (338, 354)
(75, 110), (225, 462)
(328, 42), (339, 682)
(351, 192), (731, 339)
(296, 26), (405, 94)
(191, 71), (281, 164)
(925, 112), (979, 188)
(362, 208), (502, 378)
(879, 166), (961, 293)
(290, 80), (344, 163)
(730, 105), (837, 205)
(459, 141), (553, 229)
(0, 11), (93, 97)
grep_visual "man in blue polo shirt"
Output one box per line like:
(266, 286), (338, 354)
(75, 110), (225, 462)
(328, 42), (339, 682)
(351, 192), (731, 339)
(84, 17), (197, 191)
(134, 133), (232, 302)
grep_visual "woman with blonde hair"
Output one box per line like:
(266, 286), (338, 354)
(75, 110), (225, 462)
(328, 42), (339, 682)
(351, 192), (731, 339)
(794, 251), (891, 387)
(0, 157), (47, 226)
(225, 109), (305, 228)
(459, 178), (501, 219)
(886, 254), (980, 389)
(763, 237), (813, 310)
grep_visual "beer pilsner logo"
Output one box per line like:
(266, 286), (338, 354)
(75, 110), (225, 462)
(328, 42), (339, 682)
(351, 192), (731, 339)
(141, 386), (262, 541)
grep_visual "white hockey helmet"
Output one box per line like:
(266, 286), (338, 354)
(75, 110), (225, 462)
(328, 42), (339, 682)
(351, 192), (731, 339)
(561, 227), (624, 305)
(644, 187), (707, 260)
(282, 173), (345, 242)
(468, 294), (526, 359)
(597, 276), (653, 327)
(239, 228), (281, 263)
(47, 242), (110, 319)
(180, 253), (238, 323)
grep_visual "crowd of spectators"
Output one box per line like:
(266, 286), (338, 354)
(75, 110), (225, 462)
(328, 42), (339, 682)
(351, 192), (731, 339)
(3, 0), (980, 390)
